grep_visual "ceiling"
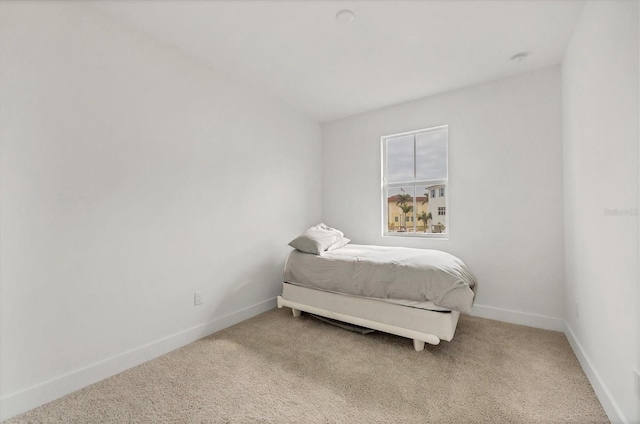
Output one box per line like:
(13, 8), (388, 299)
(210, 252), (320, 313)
(89, 1), (584, 123)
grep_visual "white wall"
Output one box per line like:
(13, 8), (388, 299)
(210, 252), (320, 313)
(0, 2), (322, 419)
(562, 2), (639, 423)
(322, 68), (565, 327)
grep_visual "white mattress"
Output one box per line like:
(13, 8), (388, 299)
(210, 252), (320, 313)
(283, 244), (477, 313)
(283, 282), (451, 312)
(281, 283), (460, 341)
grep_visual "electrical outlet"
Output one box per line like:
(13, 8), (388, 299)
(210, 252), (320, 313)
(575, 301), (579, 319)
(194, 292), (203, 306)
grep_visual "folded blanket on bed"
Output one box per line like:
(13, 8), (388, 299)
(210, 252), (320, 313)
(283, 244), (477, 313)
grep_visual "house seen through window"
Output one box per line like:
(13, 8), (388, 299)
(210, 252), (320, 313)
(382, 126), (448, 237)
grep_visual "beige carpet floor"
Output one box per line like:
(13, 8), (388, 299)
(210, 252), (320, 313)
(6, 308), (608, 423)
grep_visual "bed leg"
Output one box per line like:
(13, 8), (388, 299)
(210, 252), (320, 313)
(413, 339), (425, 352)
(291, 308), (302, 318)
(425, 335), (441, 346)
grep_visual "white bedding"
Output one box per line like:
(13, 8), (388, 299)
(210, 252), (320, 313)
(283, 244), (477, 313)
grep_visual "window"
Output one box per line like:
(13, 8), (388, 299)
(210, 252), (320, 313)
(383, 126), (448, 237)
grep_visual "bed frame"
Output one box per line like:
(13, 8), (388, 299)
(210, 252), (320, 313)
(277, 283), (460, 351)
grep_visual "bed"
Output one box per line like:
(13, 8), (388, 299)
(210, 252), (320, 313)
(277, 244), (477, 351)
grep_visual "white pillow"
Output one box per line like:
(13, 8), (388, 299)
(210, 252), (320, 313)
(288, 223), (344, 255)
(326, 237), (351, 252)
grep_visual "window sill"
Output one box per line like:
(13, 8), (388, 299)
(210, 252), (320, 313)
(383, 232), (449, 240)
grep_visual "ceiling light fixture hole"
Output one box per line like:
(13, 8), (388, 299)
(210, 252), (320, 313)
(336, 10), (355, 24)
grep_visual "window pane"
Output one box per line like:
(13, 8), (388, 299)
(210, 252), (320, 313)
(415, 184), (447, 234)
(386, 186), (414, 233)
(386, 135), (414, 183)
(416, 129), (447, 181)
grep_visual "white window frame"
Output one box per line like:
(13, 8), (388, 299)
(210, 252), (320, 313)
(381, 125), (449, 239)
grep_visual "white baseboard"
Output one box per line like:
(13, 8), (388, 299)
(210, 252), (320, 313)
(470, 303), (565, 331)
(564, 323), (627, 424)
(0, 297), (277, 422)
